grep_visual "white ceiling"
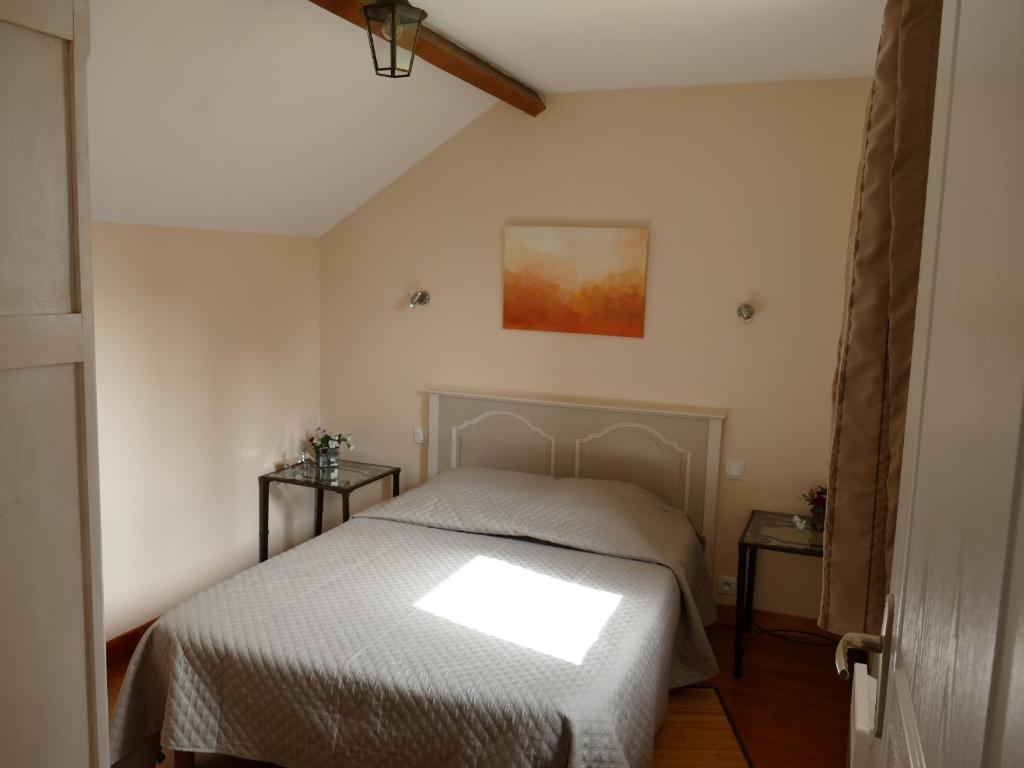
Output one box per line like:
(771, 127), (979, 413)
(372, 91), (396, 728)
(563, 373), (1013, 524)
(425, 0), (884, 94)
(88, 0), (884, 237)
(88, 0), (496, 238)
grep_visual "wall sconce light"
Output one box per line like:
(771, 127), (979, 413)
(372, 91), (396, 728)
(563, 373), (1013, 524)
(736, 303), (755, 322)
(409, 290), (431, 308)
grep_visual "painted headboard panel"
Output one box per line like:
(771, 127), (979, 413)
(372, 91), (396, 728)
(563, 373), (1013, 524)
(427, 389), (726, 569)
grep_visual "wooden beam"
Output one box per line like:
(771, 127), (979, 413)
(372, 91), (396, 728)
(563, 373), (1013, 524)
(307, 0), (545, 116)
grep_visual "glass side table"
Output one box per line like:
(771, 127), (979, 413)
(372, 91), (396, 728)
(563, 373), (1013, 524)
(258, 460), (400, 563)
(733, 509), (829, 677)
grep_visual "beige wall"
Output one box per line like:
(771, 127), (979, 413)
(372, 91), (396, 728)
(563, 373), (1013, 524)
(319, 80), (869, 618)
(94, 223), (319, 638)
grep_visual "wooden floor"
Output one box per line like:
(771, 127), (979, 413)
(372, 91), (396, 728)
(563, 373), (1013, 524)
(108, 608), (849, 768)
(701, 609), (849, 768)
(655, 688), (749, 767)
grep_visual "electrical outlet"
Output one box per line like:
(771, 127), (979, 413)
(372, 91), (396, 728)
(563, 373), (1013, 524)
(717, 575), (737, 595)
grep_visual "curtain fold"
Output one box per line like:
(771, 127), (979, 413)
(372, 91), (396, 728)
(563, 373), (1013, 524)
(819, 0), (943, 635)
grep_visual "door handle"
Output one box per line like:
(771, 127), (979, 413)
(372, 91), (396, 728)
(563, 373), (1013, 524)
(835, 632), (882, 679)
(835, 594), (893, 738)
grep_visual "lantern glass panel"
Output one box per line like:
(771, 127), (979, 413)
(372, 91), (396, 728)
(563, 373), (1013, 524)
(363, 1), (427, 78)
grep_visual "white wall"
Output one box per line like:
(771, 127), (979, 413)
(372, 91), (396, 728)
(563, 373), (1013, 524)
(93, 80), (869, 628)
(94, 223), (320, 638)
(318, 80), (870, 618)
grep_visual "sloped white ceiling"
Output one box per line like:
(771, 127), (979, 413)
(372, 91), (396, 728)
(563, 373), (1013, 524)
(88, 0), (883, 237)
(425, 0), (885, 94)
(88, 0), (496, 237)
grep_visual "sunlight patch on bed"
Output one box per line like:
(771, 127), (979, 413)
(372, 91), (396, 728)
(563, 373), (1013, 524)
(414, 556), (621, 665)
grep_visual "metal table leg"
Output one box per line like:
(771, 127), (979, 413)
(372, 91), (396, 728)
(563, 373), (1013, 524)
(745, 548), (758, 631)
(314, 488), (324, 536)
(733, 542), (748, 677)
(258, 477), (270, 563)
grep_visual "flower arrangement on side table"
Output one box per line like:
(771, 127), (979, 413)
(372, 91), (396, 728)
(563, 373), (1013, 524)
(800, 484), (827, 532)
(308, 427), (354, 468)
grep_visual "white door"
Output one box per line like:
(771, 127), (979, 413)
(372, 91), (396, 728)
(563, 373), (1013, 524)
(0, 1), (108, 765)
(843, 0), (1024, 766)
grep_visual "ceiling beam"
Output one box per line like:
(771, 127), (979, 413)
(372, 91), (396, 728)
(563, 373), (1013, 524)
(307, 0), (546, 116)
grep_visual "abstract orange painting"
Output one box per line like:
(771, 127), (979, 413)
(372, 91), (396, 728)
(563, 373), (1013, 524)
(503, 226), (649, 338)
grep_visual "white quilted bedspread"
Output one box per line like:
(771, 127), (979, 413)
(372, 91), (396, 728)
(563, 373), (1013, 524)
(110, 468), (718, 768)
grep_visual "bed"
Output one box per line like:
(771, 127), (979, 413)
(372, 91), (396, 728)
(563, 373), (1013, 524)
(110, 391), (727, 768)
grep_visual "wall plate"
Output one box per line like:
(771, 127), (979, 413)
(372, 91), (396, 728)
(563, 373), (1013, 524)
(718, 575), (737, 595)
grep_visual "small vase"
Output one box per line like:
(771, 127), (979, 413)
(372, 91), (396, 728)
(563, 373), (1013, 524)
(316, 446), (340, 468)
(811, 506), (826, 532)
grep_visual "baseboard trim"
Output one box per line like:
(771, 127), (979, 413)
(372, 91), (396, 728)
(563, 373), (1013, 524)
(106, 618), (157, 668)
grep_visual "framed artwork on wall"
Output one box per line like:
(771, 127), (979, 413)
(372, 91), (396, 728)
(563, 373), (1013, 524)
(503, 225), (649, 338)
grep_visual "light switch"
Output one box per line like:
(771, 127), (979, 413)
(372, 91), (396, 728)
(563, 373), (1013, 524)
(725, 460), (745, 480)
(413, 427), (428, 445)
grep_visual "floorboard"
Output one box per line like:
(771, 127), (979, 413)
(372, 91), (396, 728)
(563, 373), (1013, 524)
(703, 609), (849, 768)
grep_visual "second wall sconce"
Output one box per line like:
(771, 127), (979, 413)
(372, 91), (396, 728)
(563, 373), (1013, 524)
(409, 290), (431, 308)
(736, 302), (755, 322)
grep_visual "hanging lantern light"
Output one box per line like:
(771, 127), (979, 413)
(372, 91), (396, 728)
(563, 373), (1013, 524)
(361, 0), (428, 78)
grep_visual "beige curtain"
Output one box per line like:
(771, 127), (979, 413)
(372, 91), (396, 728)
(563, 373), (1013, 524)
(819, 0), (943, 635)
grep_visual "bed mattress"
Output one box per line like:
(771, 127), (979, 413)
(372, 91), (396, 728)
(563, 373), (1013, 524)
(110, 468), (718, 768)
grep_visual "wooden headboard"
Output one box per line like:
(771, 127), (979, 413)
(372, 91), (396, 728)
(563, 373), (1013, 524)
(427, 389), (726, 569)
